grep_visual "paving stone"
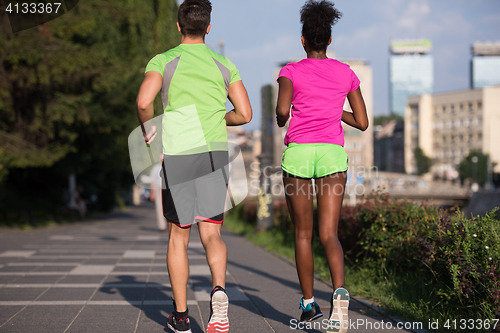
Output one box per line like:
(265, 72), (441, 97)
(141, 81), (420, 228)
(0, 305), (83, 332)
(111, 266), (151, 273)
(69, 265), (114, 275)
(0, 266), (39, 273)
(120, 258), (154, 264)
(7, 275), (64, 284)
(56, 275), (105, 284)
(33, 266), (76, 272)
(92, 285), (146, 301)
(0, 276), (20, 284)
(136, 235), (160, 241)
(0, 306), (24, 326)
(37, 288), (95, 301)
(123, 250), (156, 258)
(150, 265), (168, 273)
(0, 288), (47, 301)
(64, 305), (140, 333)
(83, 259), (120, 265)
(0, 251), (36, 258)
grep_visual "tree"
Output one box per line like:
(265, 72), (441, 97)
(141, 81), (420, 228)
(414, 147), (431, 175)
(0, 0), (179, 223)
(373, 113), (403, 126)
(458, 151), (489, 186)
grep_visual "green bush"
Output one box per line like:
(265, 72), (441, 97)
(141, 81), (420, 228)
(350, 194), (500, 323)
(228, 194), (500, 329)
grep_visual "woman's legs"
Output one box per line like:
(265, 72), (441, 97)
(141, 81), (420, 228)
(315, 172), (347, 289)
(284, 176), (315, 299)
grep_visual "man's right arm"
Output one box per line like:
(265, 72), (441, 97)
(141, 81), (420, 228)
(225, 81), (252, 126)
(136, 71), (163, 143)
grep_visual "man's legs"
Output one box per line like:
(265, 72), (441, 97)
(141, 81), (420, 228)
(197, 222), (227, 289)
(167, 222), (191, 312)
(198, 221), (229, 333)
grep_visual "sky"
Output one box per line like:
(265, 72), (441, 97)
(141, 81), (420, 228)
(179, 0), (500, 130)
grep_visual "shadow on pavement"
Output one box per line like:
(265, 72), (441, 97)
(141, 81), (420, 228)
(99, 275), (204, 333)
(191, 270), (323, 332)
(227, 259), (333, 302)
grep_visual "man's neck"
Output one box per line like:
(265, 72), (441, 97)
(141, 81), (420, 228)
(180, 34), (205, 44)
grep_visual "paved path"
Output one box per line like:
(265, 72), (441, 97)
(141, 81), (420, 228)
(0, 204), (418, 333)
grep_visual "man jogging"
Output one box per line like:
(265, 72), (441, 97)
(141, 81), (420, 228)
(136, 1), (252, 332)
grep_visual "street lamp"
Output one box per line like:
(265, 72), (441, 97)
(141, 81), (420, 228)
(471, 156), (478, 192)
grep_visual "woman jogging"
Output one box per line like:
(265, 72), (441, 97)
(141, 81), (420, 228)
(276, 1), (368, 332)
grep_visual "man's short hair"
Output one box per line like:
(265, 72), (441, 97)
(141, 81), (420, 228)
(178, 0), (212, 37)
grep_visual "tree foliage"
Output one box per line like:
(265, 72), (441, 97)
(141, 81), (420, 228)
(373, 113), (403, 126)
(458, 151), (490, 186)
(0, 0), (179, 222)
(414, 147), (431, 175)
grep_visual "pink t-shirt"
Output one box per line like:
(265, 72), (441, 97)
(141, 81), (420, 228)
(277, 58), (360, 146)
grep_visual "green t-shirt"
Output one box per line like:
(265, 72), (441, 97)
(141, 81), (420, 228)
(145, 43), (241, 155)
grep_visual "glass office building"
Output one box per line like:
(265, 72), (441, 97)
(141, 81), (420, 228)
(389, 40), (433, 116)
(471, 42), (500, 89)
(472, 56), (500, 88)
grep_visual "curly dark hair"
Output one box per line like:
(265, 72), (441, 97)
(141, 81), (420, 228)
(178, 0), (212, 37)
(300, 0), (342, 51)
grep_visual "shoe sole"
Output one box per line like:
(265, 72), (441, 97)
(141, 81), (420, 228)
(167, 322), (192, 333)
(327, 288), (349, 333)
(300, 312), (323, 323)
(207, 291), (229, 333)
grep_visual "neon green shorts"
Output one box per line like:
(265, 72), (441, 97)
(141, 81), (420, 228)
(281, 143), (348, 179)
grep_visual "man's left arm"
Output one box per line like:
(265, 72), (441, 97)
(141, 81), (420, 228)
(225, 80), (252, 126)
(136, 71), (163, 143)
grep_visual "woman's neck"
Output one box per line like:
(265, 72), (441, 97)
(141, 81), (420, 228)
(306, 50), (328, 59)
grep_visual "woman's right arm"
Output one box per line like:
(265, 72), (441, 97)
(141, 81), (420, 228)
(276, 77), (293, 127)
(342, 87), (369, 131)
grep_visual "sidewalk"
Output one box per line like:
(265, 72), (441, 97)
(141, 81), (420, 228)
(0, 204), (416, 333)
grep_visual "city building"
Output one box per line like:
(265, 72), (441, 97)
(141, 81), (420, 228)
(471, 41), (500, 89)
(390, 39), (433, 116)
(374, 120), (405, 173)
(342, 59), (374, 171)
(405, 86), (500, 177)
